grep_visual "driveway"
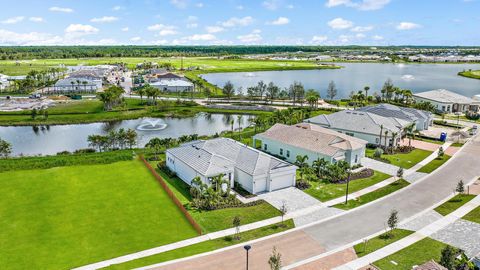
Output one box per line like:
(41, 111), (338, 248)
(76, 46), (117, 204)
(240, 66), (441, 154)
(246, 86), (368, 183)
(258, 187), (322, 212)
(146, 134), (480, 270)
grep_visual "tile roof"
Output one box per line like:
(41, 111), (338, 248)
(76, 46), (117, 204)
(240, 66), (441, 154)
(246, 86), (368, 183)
(413, 89), (475, 104)
(167, 138), (295, 177)
(413, 260), (447, 270)
(255, 123), (366, 157)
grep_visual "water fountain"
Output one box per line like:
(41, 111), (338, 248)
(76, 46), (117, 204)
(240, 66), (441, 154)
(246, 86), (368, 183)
(136, 118), (168, 131)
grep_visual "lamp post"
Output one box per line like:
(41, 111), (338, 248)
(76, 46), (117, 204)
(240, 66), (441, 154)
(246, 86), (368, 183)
(244, 245), (251, 270)
(345, 169), (352, 204)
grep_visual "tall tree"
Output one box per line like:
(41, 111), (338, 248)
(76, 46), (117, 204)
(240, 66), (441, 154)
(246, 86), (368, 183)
(222, 81), (235, 101)
(326, 80), (337, 100)
(266, 82), (279, 103)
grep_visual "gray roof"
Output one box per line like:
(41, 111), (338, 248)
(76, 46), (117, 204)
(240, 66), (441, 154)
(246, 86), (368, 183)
(305, 110), (410, 136)
(357, 103), (431, 123)
(55, 78), (96, 87)
(151, 79), (193, 87)
(255, 123), (367, 157)
(167, 138), (296, 177)
(413, 89), (476, 104)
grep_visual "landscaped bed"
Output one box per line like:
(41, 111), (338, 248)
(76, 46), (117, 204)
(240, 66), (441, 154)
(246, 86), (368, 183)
(0, 159), (199, 270)
(333, 179), (410, 210)
(304, 170), (391, 202)
(434, 194), (476, 216)
(366, 148), (432, 169)
(102, 220), (295, 270)
(354, 229), (414, 257)
(417, 155), (451, 173)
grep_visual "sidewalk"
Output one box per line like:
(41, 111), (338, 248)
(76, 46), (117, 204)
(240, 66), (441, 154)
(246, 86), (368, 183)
(334, 195), (480, 270)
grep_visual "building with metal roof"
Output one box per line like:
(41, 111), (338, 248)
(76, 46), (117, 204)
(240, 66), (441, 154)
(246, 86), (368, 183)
(166, 138), (297, 194)
(413, 89), (479, 113)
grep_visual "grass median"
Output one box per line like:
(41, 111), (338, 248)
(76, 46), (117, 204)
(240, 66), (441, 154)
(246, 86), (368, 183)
(417, 155), (451, 173)
(434, 194), (476, 216)
(354, 229), (414, 257)
(366, 148), (433, 169)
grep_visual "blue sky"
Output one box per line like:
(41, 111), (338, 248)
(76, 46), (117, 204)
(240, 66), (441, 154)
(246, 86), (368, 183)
(0, 0), (479, 46)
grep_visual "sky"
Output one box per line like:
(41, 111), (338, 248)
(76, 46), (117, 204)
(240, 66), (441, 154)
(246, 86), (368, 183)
(0, 0), (479, 46)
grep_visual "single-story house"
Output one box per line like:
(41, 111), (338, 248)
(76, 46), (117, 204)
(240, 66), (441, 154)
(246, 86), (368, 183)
(146, 72), (183, 83)
(305, 110), (411, 146)
(413, 89), (479, 113)
(151, 79), (194, 92)
(253, 123), (367, 166)
(0, 74), (9, 90)
(52, 78), (99, 93)
(166, 138), (298, 195)
(357, 103), (433, 131)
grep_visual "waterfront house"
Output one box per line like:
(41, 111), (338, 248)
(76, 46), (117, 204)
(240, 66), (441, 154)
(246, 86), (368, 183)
(413, 89), (479, 113)
(53, 78), (99, 93)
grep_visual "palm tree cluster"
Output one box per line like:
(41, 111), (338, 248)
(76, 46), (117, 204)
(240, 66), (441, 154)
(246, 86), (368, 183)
(0, 138), (12, 158)
(296, 155), (352, 184)
(189, 174), (237, 210)
(97, 85), (124, 111)
(379, 79), (414, 104)
(5, 68), (63, 94)
(250, 107), (313, 134)
(137, 84), (162, 105)
(146, 134), (198, 160)
(87, 128), (137, 152)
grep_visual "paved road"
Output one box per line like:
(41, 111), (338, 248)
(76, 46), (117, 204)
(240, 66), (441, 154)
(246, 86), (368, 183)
(147, 134), (480, 270)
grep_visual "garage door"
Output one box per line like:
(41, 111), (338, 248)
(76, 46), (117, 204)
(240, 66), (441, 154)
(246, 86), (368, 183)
(255, 178), (267, 194)
(270, 173), (294, 191)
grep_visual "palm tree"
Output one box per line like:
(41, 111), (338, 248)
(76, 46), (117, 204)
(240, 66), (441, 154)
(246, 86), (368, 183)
(391, 132), (398, 152)
(305, 89), (320, 109)
(379, 124), (384, 148)
(405, 123), (415, 147)
(146, 138), (163, 160)
(384, 130), (389, 150)
(295, 155), (309, 169)
(312, 158), (327, 179)
(237, 115), (243, 139)
(364, 86), (370, 100)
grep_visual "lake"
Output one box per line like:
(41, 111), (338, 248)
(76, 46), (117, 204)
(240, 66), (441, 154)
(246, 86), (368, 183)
(201, 63), (480, 98)
(0, 113), (253, 156)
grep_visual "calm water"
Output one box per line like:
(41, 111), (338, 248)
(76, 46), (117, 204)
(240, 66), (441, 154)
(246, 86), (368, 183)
(201, 63), (480, 98)
(0, 113), (252, 156)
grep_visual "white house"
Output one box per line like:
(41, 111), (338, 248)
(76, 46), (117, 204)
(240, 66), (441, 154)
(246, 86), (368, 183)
(253, 123), (367, 166)
(166, 138), (297, 195)
(151, 79), (194, 92)
(52, 78), (99, 93)
(413, 89), (479, 113)
(305, 110), (411, 147)
(0, 74), (10, 90)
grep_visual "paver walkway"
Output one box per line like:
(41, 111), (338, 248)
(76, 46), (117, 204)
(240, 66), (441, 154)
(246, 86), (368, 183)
(399, 210), (443, 231)
(361, 158), (400, 176)
(431, 219), (480, 258)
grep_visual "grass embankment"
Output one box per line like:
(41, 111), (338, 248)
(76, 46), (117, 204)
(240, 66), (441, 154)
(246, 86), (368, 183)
(334, 179), (410, 210)
(434, 194), (476, 216)
(373, 238), (448, 270)
(463, 206), (480, 224)
(304, 171), (391, 202)
(0, 159), (199, 270)
(366, 148), (432, 169)
(416, 155), (451, 173)
(458, 70), (480, 80)
(354, 229), (414, 257)
(0, 98), (272, 126)
(103, 220), (295, 270)
(156, 169), (281, 233)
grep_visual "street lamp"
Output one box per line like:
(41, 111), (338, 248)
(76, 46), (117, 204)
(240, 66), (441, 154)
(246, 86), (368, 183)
(345, 168), (352, 204)
(244, 245), (251, 270)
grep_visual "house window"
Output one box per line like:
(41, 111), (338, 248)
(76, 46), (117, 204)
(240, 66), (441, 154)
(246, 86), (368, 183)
(286, 150), (290, 158)
(346, 132), (354, 137)
(375, 138), (379, 143)
(264, 144), (268, 150)
(280, 148), (283, 155)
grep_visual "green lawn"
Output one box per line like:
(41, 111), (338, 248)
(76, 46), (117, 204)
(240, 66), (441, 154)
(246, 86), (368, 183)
(458, 70), (480, 80)
(334, 179), (410, 210)
(304, 170), (391, 202)
(417, 155), (451, 173)
(103, 220), (295, 270)
(156, 168), (281, 233)
(354, 229), (414, 257)
(434, 194), (476, 216)
(366, 148), (433, 169)
(463, 205), (480, 224)
(0, 160), (199, 270)
(373, 238), (448, 270)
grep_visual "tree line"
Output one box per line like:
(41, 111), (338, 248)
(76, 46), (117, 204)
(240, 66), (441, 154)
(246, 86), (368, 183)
(87, 129), (137, 152)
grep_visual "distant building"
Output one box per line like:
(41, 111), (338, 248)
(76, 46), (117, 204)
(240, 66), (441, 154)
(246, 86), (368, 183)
(413, 89), (479, 113)
(150, 79), (194, 92)
(0, 74), (10, 90)
(52, 78), (99, 93)
(305, 110), (411, 146)
(166, 138), (297, 194)
(253, 123), (367, 166)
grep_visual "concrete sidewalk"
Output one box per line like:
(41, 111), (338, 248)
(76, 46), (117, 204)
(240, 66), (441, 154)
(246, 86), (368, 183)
(334, 195), (480, 270)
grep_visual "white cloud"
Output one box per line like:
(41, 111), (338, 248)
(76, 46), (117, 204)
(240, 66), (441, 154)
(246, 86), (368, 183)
(64, 24), (99, 37)
(112, 6), (124, 11)
(327, 18), (354, 29)
(252, 29), (262, 34)
(187, 16), (198, 22)
(187, 23), (198, 28)
(355, 33), (366, 39)
(90, 16), (119, 23)
(147, 24), (178, 36)
(372, 35), (384, 40)
(221, 16), (254, 27)
(236, 5), (244, 10)
(267, 17), (290, 25)
(171, 0), (188, 9)
(396, 22), (421, 30)
(186, 34), (217, 41)
(263, 0), (281, 10)
(121, 27), (129, 32)
(325, 0), (390, 10)
(311, 35), (328, 43)
(237, 31), (262, 43)
(49, 7), (74, 13)
(0, 29), (62, 45)
(1, 16), (25, 24)
(287, 4), (294, 8)
(351, 25), (373, 32)
(206, 26), (224, 33)
(196, 2), (204, 8)
(152, 39), (169, 45)
(130, 37), (141, 42)
(29, 17), (44, 22)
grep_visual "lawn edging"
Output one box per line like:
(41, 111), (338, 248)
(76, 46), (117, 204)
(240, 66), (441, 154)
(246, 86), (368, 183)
(139, 155), (203, 235)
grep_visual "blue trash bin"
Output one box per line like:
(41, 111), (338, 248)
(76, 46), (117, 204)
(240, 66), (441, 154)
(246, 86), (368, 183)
(440, 132), (447, 142)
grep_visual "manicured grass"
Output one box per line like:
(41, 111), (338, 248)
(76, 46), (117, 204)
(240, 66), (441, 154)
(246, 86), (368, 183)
(103, 220), (295, 270)
(354, 229), (414, 257)
(450, 142), (464, 147)
(334, 179), (410, 210)
(366, 148), (432, 169)
(0, 160), (199, 270)
(416, 155), (451, 173)
(156, 167), (281, 233)
(458, 70), (480, 80)
(463, 205), (480, 224)
(373, 238), (448, 270)
(434, 194), (476, 216)
(304, 170), (391, 202)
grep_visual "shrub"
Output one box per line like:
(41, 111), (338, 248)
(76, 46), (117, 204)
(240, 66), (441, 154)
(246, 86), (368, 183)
(374, 148), (384, 158)
(295, 180), (311, 190)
